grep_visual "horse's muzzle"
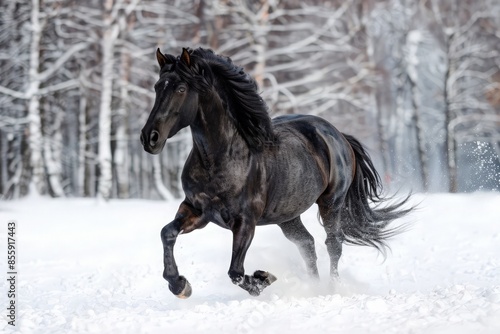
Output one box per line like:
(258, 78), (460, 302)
(140, 129), (163, 154)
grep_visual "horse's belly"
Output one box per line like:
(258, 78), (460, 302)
(259, 163), (326, 225)
(258, 198), (318, 225)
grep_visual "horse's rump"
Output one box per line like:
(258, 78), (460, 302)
(259, 115), (355, 224)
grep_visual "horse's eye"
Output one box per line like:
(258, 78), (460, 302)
(178, 87), (186, 93)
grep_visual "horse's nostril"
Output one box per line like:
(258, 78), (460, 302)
(150, 130), (159, 146)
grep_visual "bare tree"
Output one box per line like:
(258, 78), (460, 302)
(1, 0), (498, 199)
(430, 0), (500, 192)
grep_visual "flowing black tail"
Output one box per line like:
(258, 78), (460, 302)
(341, 134), (413, 256)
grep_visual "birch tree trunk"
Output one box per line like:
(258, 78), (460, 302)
(43, 120), (64, 197)
(115, 49), (130, 198)
(0, 133), (7, 196)
(152, 155), (175, 201)
(406, 31), (429, 190)
(444, 43), (458, 193)
(40, 98), (64, 197)
(362, 1), (392, 185)
(27, 0), (45, 195)
(252, 1), (269, 89)
(114, 11), (136, 198)
(97, 0), (119, 200)
(77, 87), (87, 197)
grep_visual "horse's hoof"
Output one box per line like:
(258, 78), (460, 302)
(176, 280), (192, 299)
(248, 270), (277, 296)
(169, 276), (192, 299)
(254, 270), (277, 285)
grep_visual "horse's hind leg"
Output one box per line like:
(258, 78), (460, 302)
(318, 198), (345, 279)
(278, 217), (319, 278)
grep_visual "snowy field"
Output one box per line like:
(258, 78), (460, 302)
(1, 193), (499, 334)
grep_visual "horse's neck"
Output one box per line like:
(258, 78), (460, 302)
(190, 93), (247, 164)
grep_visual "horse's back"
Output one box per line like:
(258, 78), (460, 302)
(272, 114), (345, 143)
(272, 114), (353, 167)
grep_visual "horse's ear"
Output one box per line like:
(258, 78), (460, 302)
(156, 48), (170, 69)
(180, 48), (191, 67)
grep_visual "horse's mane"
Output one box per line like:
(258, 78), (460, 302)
(175, 48), (277, 151)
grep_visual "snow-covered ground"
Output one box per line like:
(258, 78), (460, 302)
(1, 193), (499, 334)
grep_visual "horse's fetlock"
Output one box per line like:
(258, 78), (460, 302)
(162, 271), (178, 282)
(228, 270), (244, 285)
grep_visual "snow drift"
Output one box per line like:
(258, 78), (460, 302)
(1, 193), (499, 333)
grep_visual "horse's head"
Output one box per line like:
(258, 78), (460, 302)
(140, 48), (200, 154)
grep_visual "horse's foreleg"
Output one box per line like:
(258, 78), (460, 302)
(160, 220), (190, 297)
(161, 201), (206, 298)
(228, 217), (277, 296)
(228, 217), (255, 284)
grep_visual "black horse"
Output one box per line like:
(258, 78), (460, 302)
(141, 47), (411, 298)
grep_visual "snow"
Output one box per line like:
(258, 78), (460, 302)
(1, 193), (499, 333)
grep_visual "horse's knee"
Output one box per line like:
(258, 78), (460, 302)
(160, 222), (180, 243)
(325, 233), (343, 243)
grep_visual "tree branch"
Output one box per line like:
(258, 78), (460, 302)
(37, 42), (89, 82)
(0, 85), (27, 99)
(38, 79), (80, 95)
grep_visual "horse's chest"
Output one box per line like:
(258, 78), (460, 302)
(184, 168), (240, 196)
(182, 158), (265, 227)
(182, 154), (251, 196)
(188, 190), (232, 228)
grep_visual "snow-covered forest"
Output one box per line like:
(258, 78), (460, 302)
(1, 0), (499, 200)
